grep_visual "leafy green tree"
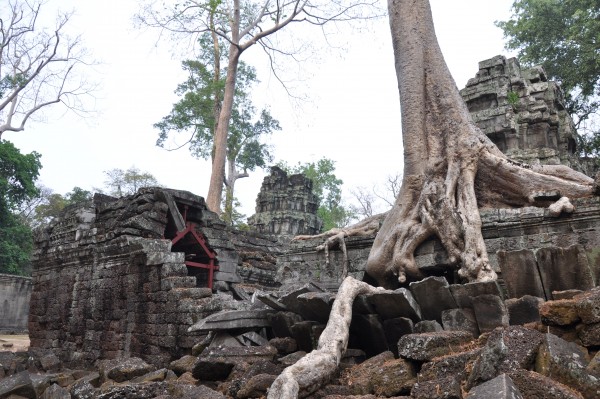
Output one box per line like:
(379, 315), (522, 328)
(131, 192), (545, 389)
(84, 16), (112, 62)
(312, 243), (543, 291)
(496, 0), (600, 126)
(155, 40), (280, 224)
(103, 166), (160, 197)
(137, 0), (379, 212)
(277, 158), (355, 231)
(22, 186), (93, 228)
(0, 140), (41, 275)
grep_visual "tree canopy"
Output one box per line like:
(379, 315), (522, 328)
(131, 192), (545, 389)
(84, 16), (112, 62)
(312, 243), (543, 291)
(496, 0), (600, 126)
(138, 0), (380, 212)
(0, 139), (41, 275)
(103, 167), (160, 197)
(155, 41), (280, 224)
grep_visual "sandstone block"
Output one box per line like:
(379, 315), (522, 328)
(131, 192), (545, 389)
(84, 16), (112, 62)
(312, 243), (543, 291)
(411, 376), (462, 399)
(364, 288), (422, 322)
(450, 281), (503, 308)
(472, 294), (509, 333)
(466, 374), (523, 399)
(350, 314), (389, 357)
(574, 287), (600, 324)
(509, 369), (584, 399)
(414, 320), (444, 333)
(236, 373), (277, 399)
(540, 299), (581, 326)
(418, 348), (482, 383)
(269, 337), (298, 355)
(505, 295), (543, 325)
(0, 371), (36, 399)
(442, 308), (479, 337)
(409, 276), (457, 322)
(498, 249), (546, 299)
(577, 322), (600, 347)
(398, 331), (474, 361)
(383, 317), (414, 357)
(41, 383), (71, 399)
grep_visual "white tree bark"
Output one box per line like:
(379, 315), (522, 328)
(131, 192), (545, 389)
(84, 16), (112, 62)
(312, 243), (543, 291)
(267, 276), (387, 399)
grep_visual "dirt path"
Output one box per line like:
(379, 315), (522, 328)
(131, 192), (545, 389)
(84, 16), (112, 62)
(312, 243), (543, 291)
(0, 335), (29, 352)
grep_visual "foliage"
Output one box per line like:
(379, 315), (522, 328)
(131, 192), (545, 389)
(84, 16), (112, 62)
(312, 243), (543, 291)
(0, 140), (41, 275)
(0, 0), (95, 138)
(22, 186), (93, 228)
(103, 166), (160, 197)
(155, 35), (280, 219)
(496, 0), (600, 125)
(277, 158), (355, 231)
(221, 190), (248, 229)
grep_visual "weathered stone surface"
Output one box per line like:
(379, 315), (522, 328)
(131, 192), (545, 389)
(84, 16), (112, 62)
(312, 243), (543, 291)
(236, 373), (277, 399)
(130, 368), (169, 383)
(342, 351), (416, 397)
(0, 274), (31, 332)
(411, 376), (462, 399)
(587, 351), (600, 377)
(414, 320), (443, 333)
(189, 309), (274, 332)
(418, 348), (482, 383)
(509, 369), (584, 399)
(41, 383), (71, 399)
(167, 383), (226, 399)
(398, 331), (474, 361)
(0, 371), (36, 398)
(536, 333), (600, 398)
(553, 290), (584, 300)
(449, 281), (503, 308)
(540, 299), (581, 326)
(296, 292), (336, 322)
(466, 374), (523, 399)
(409, 277), (457, 322)
(472, 294), (510, 333)
(364, 288), (421, 321)
(268, 311), (303, 338)
(498, 249), (547, 299)
(97, 357), (155, 383)
(248, 167), (322, 236)
(467, 326), (544, 389)
(577, 322), (600, 346)
(506, 295), (544, 325)
(278, 351), (306, 367)
(290, 321), (321, 352)
(39, 353), (61, 373)
(574, 287), (600, 324)
(268, 337), (298, 355)
(70, 378), (96, 399)
(441, 308), (479, 337)
(537, 246), (595, 299)
(192, 358), (236, 381)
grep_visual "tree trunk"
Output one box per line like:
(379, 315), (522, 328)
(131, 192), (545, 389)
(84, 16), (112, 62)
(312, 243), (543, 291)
(365, 0), (593, 288)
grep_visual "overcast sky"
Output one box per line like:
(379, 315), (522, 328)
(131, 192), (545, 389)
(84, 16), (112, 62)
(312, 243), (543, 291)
(9, 0), (517, 218)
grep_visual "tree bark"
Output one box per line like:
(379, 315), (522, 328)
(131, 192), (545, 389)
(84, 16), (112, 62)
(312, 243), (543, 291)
(365, 0), (594, 288)
(267, 276), (387, 399)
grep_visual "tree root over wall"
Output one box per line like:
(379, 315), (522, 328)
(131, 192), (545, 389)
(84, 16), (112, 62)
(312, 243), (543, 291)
(267, 276), (387, 398)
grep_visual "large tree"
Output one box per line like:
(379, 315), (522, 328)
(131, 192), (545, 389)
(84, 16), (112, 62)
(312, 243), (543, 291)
(137, 0), (379, 213)
(155, 49), (280, 224)
(0, 0), (93, 138)
(496, 0), (600, 127)
(268, 0), (595, 394)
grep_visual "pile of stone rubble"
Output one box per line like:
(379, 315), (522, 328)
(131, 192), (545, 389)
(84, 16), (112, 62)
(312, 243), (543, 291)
(1, 281), (598, 398)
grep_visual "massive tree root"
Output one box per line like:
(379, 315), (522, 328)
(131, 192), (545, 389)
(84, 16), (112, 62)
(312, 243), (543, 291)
(293, 213), (387, 280)
(365, 0), (594, 288)
(267, 276), (386, 399)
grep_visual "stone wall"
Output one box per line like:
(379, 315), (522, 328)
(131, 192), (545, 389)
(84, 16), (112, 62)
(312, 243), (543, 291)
(28, 189), (248, 367)
(460, 55), (586, 173)
(277, 198), (600, 297)
(248, 167), (322, 236)
(0, 274), (32, 332)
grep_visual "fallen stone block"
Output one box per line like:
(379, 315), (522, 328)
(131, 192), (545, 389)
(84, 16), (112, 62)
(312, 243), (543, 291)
(467, 326), (544, 389)
(41, 383), (71, 399)
(498, 249), (546, 299)
(236, 331), (269, 347)
(442, 308), (479, 337)
(418, 348), (482, 383)
(409, 276), (457, 322)
(296, 291), (336, 322)
(290, 320), (321, 352)
(414, 320), (444, 333)
(279, 282), (325, 315)
(537, 245), (595, 299)
(535, 333), (600, 399)
(192, 358), (236, 381)
(574, 287), (600, 324)
(466, 373), (523, 399)
(509, 369), (584, 399)
(577, 322), (600, 346)
(268, 311), (303, 338)
(364, 288), (422, 321)
(450, 280), (503, 308)
(0, 371), (36, 399)
(268, 337), (298, 355)
(398, 331), (474, 361)
(236, 373), (277, 399)
(97, 357), (155, 383)
(472, 294), (509, 333)
(540, 299), (581, 326)
(166, 382), (226, 399)
(255, 292), (288, 311)
(505, 295), (544, 325)
(188, 309), (275, 332)
(411, 376), (462, 399)
(553, 290), (584, 300)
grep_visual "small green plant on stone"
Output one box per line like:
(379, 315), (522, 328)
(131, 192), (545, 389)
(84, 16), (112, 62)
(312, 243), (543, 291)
(507, 91), (520, 110)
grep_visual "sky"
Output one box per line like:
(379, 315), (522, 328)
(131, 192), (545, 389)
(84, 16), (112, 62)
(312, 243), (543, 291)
(8, 0), (517, 218)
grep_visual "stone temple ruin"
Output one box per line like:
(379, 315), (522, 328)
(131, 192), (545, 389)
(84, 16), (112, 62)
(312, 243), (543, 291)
(1, 56), (600, 398)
